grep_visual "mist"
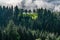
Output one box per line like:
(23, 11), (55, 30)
(0, 0), (60, 11)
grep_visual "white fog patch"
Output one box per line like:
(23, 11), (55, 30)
(0, 0), (22, 7)
(54, 5), (60, 12)
(0, 0), (60, 12)
(34, 0), (54, 9)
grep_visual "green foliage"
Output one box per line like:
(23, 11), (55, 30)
(0, 6), (60, 40)
(18, 12), (38, 20)
(0, 26), (60, 40)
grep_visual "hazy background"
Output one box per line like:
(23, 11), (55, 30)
(0, 0), (60, 11)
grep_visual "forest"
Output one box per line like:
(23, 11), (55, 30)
(0, 6), (60, 40)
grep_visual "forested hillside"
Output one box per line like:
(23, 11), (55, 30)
(0, 6), (60, 40)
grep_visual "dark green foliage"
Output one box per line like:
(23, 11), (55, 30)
(24, 9), (28, 13)
(0, 6), (60, 40)
(28, 10), (31, 13)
